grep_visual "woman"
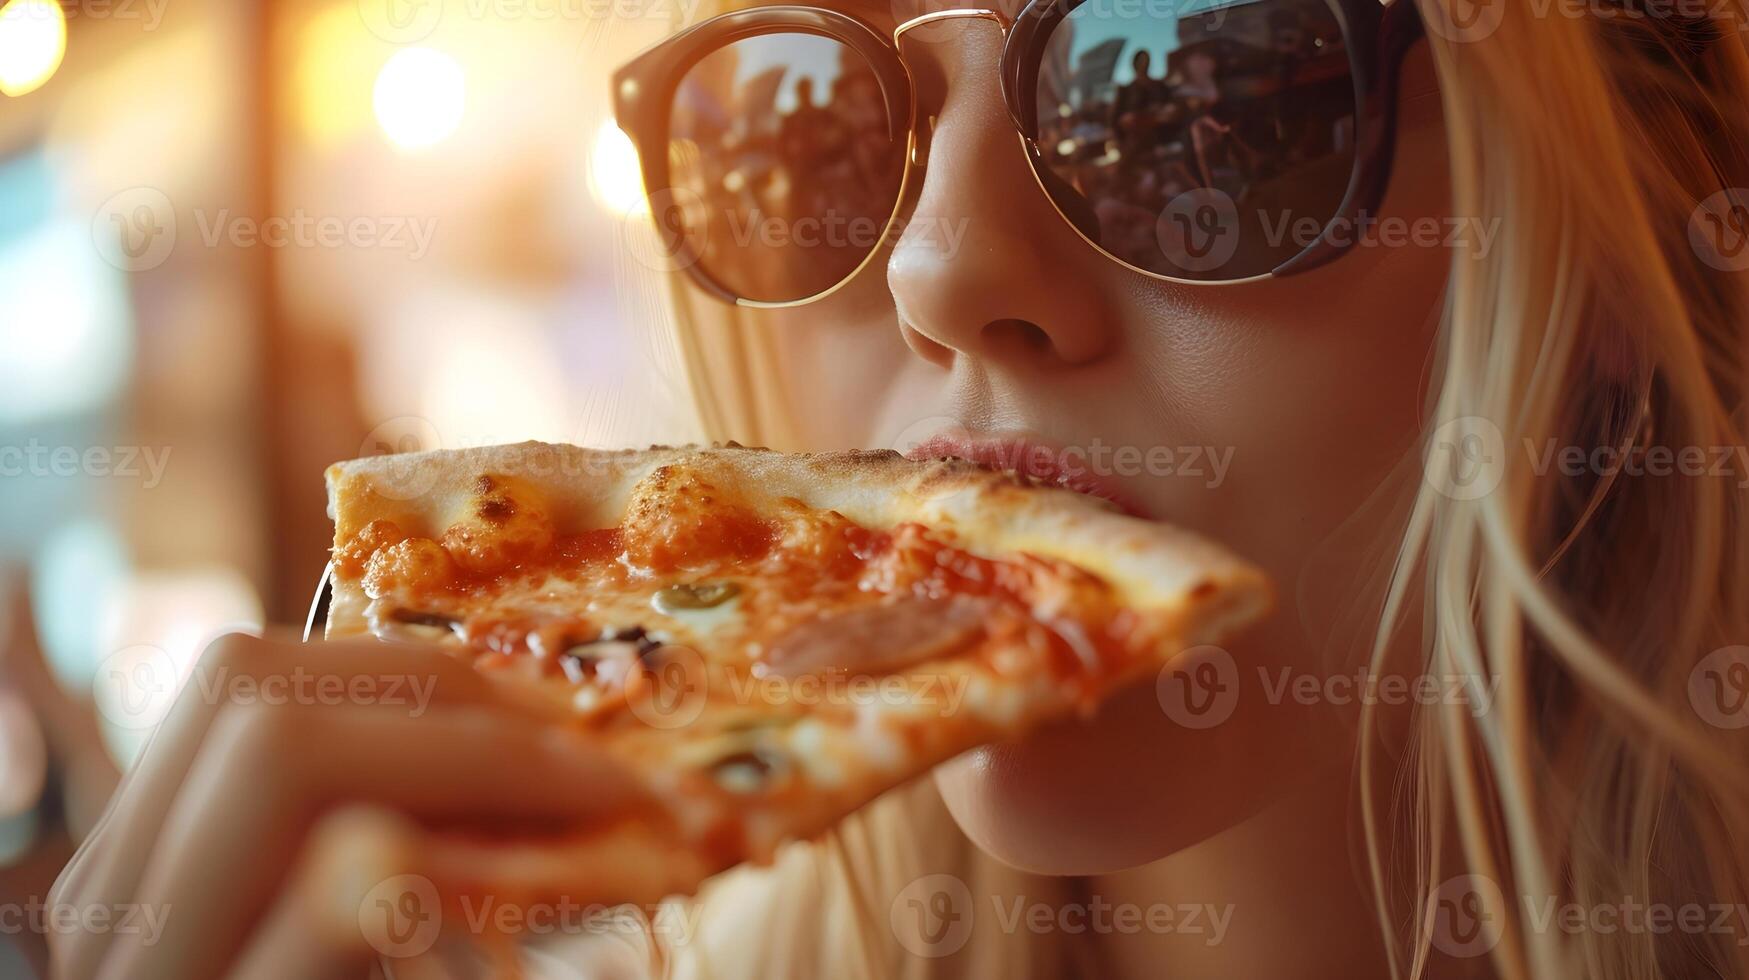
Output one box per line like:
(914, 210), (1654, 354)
(49, 0), (1749, 977)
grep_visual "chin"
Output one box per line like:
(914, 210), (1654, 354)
(933, 681), (1335, 876)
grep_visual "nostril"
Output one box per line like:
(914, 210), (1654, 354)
(982, 319), (1053, 356)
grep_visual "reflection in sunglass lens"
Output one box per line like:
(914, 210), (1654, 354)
(1035, 0), (1357, 280)
(667, 33), (906, 304)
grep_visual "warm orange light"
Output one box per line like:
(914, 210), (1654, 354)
(291, 3), (380, 146)
(0, 0), (67, 97)
(589, 120), (645, 217)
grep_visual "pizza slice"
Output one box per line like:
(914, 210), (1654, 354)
(320, 441), (1269, 924)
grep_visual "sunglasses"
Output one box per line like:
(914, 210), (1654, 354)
(613, 0), (1425, 306)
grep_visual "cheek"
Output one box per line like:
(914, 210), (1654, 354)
(934, 91), (1453, 876)
(750, 271), (922, 451)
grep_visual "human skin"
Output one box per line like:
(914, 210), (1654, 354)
(51, 16), (1460, 980)
(755, 16), (1451, 872)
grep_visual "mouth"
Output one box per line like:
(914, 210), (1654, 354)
(905, 433), (1151, 518)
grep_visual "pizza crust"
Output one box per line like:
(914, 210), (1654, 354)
(319, 441), (1275, 925)
(326, 442), (1271, 647)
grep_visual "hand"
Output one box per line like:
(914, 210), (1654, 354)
(48, 632), (651, 980)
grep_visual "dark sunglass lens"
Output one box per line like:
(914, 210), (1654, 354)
(1034, 0), (1358, 281)
(666, 33), (906, 304)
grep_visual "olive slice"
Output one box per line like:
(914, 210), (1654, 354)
(556, 626), (665, 683)
(652, 582), (741, 614)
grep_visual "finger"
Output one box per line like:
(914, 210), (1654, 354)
(233, 808), (679, 980)
(51, 633), (503, 980)
(230, 807), (524, 980)
(223, 808), (410, 980)
(94, 701), (652, 980)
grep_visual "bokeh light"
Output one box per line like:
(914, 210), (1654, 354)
(588, 120), (645, 217)
(0, 221), (134, 425)
(291, 2), (380, 147)
(373, 47), (465, 151)
(32, 520), (131, 691)
(0, 0), (67, 98)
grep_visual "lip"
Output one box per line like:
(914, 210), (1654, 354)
(905, 432), (1152, 518)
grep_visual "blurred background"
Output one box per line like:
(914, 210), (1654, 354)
(0, 0), (703, 971)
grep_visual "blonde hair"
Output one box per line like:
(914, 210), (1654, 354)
(624, 2), (1749, 977)
(1365, 3), (1749, 978)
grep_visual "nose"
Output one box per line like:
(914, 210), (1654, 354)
(886, 18), (1123, 369)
